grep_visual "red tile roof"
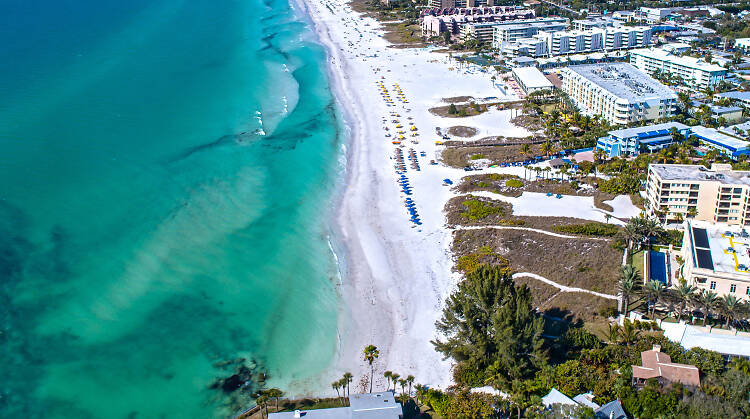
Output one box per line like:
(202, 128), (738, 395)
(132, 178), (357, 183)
(632, 346), (701, 387)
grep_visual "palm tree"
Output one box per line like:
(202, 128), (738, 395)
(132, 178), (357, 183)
(520, 143), (531, 155)
(721, 294), (744, 332)
(265, 388), (283, 413)
(390, 373), (400, 392)
(605, 213), (612, 224)
(363, 345), (379, 393)
(697, 290), (719, 326)
(607, 323), (621, 343)
(645, 280), (666, 319)
(332, 380), (342, 405)
(256, 394), (269, 419)
(619, 265), (640, 315)
(620, 319), (641, 347)
(540, 141), (554, 158)
(622, 222), (641, 253)
(343, 372), (353, 397)
(674, 283), (696, 322)
(642, 217), (662, 250)
(414, 384), (427, 408)
(406, 375), (415, 397)
(383, 371), (392, 392)
(398, 378), (407, 396)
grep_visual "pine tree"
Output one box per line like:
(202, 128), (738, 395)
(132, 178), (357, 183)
(432, 266), (546, 390)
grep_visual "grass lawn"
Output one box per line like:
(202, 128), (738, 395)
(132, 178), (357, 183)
(632, 250), (645, 279)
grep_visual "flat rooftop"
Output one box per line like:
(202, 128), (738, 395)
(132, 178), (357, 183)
(663, 322), (750, 358)
(630, 48), (727, 73)
(650, 163), (750, 186)
(608, 121), (688, 139)
(715, 91), (750, 101)
(564, 63), (676, 102)
(688, 220), (750, 274)
(690, 126), (750, 152)
(512, 67), (554, 89)
(269, 392), (402, 419)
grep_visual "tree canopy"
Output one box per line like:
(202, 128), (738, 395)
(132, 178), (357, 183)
(432, 265), (546, 390)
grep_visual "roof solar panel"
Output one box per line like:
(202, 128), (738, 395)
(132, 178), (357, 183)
(696, 249), (714, 270)
(692, 228), (709, 249)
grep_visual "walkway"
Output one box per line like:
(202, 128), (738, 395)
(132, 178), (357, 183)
(512, 272), (618, 300)
(453, 225), (609, 241)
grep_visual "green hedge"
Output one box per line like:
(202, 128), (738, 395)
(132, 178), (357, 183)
(461, 199), (504, 220)
(505, 179), (523, 188)
(553, 222), (619, 237)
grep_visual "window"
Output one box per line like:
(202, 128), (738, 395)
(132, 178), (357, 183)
(731, 284), (737, 293)
(710, 281), (717, 290)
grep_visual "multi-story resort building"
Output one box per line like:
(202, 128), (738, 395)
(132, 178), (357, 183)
(690, 126), (750, 160)
(629, 48), (727, 90)
(560, 63), (677, 125)
(645, 163), (750, 225)
(420, 7), (535, 37)
(490, 18), (568, 45)
(498, 26), (652, 58)
(735, 38), (750, 52)
(682, 219), (750, 301)
(646, 163), (750, 300)
(715, 91), (750, 107)
(572, 18), (615, 31)
(427, 0), (504, 7)
(596, 122), (689, 157)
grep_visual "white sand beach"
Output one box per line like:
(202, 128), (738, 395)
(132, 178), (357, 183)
(297, 0), (639, 395)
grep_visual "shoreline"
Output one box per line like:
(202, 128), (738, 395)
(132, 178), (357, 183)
(295, 0), (456, 392)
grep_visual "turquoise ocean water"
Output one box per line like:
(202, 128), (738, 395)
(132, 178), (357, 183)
(0, 0), (343, 417)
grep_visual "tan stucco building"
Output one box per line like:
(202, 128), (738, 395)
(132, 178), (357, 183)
(645, 163), (750, 225)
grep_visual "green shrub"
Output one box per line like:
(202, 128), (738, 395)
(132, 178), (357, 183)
(470, 154), (485, 160)
(461, 199), (504, 220)
(599, 306), (618, 318)
(486, 173), (519, 181)
(456, 254), (480, 274)
(553, 222), (619, 237)
(476, 181), (490, 188)
(598, 173), (641, 195)
(452, 361), (486, 387)
(505, 179), (523, 188)
(563, 327), (602, 350)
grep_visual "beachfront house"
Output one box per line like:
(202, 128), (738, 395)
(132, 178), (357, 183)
(268, 392), (403, 419)
(632, 345), (701, 388)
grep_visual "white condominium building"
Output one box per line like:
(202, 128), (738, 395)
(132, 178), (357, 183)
(561, 63), (677, 125)
(572, 18), (615, 31)
(489, 17), (568, 45)
(645, 163), (750, 225)
(499, 26), (651, 58)
(629, 48), (727, 90)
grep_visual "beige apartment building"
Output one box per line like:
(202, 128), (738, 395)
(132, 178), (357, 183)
(681, 220), (750, 301)
(645, 163), (750, 225)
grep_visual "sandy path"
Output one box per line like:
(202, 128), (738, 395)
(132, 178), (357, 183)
(452, 225), (610, 241)
(512, 273), (618, 300)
